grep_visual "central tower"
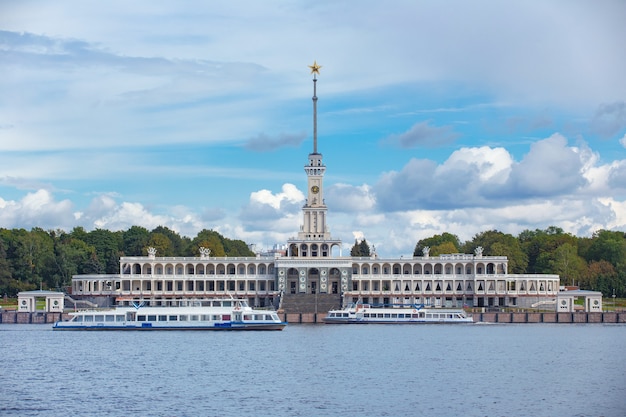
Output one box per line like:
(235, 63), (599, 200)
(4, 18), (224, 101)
(287, 62), (342, 257)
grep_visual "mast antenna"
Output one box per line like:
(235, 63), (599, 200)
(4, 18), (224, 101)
(308, 61), (322, 154)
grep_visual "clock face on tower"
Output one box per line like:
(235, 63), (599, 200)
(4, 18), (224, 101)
(311, 185), (319, 194)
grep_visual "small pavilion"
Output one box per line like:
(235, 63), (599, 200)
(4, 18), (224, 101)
(17, 290), (65, 313)
(556, 290), (603, 312)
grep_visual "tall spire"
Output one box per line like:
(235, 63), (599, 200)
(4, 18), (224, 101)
(308, 61), (322, 154)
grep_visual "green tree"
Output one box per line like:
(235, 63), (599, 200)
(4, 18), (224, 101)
(189, 230), (226, 257)
(223, 238), (255, 257)
(585, 230), (626, 268)
(464, 230), (528, 273)
(581, 260), (615, 292)
(152, 226), (189, 256)
(122, 226), (150, 256)
(0, 237), (16, 295)
(53, 232), (97, 288)
(414, 233), (460, 256)
(518, 227), (579, 273)
(351, 239), (371, 257)
(146, 233), (173, 257)
(83, 229), (123, 274)
(549, 243), (587, 286)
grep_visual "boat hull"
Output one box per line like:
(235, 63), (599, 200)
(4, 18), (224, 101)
(52, 322), (287, 331)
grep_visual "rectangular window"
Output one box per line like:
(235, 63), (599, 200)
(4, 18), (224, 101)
(169, 315), (178, 321)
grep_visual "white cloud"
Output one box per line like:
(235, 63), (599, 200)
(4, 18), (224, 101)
(504, 134), (587, 197)
(326, 183), (376, 212)
(0, 189), (74, 229)
(439, 146), (512, 184)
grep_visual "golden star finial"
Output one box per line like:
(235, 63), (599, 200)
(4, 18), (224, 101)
(308, 60), (322, 75)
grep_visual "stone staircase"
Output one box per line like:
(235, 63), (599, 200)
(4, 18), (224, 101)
(279, 293), (342, 314)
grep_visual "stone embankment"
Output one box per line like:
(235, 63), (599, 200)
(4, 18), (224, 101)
(1, 311), (68, 324)
(276, 311), (626, 324)
(2, 310), (625, 324)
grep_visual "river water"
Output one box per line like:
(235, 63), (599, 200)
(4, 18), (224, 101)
(1, 323), (624, 417)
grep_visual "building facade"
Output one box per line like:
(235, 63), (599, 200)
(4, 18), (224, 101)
(70, 63), (560, 311)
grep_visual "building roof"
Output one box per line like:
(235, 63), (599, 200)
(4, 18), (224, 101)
(17, 290), (65, 296)
(557, 290), (603, 297)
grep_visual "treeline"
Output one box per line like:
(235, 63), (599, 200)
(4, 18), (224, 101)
(3, 225), (625, 298)
(351, 227), (626, 298)
(0, 226), (254, 296)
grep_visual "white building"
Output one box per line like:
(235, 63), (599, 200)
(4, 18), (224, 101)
(70, 63), (560, 311)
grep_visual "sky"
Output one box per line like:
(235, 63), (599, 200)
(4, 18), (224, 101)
(1, 1), (626, 257)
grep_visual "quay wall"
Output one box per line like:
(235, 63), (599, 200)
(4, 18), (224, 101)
(1, 311), (69, 324)
(2, 311), (625, 324)
(277, 311), (626, 324)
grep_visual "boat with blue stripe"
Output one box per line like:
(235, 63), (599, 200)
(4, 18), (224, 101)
(53, 298), (287, 330)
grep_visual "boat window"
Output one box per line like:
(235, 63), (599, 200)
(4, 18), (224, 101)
(384, 314), (391, 318)
(223, 301), (232, 307)
(148, 315), (157, 321)
(223, 314), (231, 320)
(74, 316), (83, 322)
(391, 314), (397, 318)
(94, 315), (104, 322)
(115, 315), (123, 322)
(158, 315), (167, 321)
(190, 315), (199, 321)
(201, 315), (211, 321)
(105, 315), (115, 322)
(179, 315), (188, 321)
(84, 315), (93, 322)
(169, 315), (178, 321)
(212, 315), (220, 320)
(244, 315), (252, 320)
(137, 315), (146, 321)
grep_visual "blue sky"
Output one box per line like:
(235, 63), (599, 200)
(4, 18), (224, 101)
(1, 1), (625, 257)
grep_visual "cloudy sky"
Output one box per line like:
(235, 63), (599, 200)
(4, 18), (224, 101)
(1, 1), (625, 257)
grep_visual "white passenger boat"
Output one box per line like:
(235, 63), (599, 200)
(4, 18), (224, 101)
(53, 298), (287, 330)
(324, 303), (473, 324)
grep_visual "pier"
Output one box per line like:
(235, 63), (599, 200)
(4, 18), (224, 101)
(3, 310), (625, 325)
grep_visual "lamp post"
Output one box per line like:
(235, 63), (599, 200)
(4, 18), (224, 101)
(612, 289), (616, 312)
